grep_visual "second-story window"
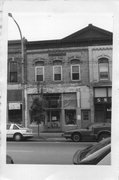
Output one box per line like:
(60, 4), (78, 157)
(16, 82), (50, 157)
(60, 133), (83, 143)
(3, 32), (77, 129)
(9, 61), (17, 83)
(98, 58), (109, 81)
(71, 65), (80, 81)
(35, 66), (44, 82)
(53, 66), (62, 81)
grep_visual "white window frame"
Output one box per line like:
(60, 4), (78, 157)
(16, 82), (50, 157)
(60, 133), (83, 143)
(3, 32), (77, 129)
(98, 59), (109, 81)
(35, 66), (44, 82)
(71, 64), (80, 81)
(53, 65), (62, 81)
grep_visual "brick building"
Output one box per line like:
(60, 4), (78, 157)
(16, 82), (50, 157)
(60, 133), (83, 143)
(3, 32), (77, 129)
(7, 24), (112, 133)
(89, 45), (112, 123)
(7, 39), (27, 124)
(25, 24), (112, 133)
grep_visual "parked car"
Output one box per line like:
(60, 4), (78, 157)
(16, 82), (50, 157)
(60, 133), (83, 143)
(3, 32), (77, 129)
(6, 123), (33, 141)
(73, 138), (111, 165)
(62, 123), (111, 142)
(6, 155), (14, 164)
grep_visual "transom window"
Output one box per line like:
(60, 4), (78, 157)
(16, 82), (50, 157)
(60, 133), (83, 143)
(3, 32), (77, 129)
(35, 66), (44, 82)
(98, 58), (109, 81)
(9, 60), (17, 83)
(53, 66), (62, 81)
(71, 65), (80, 81)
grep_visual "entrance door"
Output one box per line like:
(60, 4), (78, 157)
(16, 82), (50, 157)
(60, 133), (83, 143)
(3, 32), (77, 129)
(95, 110), (105, 122)
(47, 110), (61, 130)
(95, 104), (105, 122)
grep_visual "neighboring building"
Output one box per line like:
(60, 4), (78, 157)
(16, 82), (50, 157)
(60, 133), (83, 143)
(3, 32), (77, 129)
(25, 24), (112, 132)
(89, 45), (112, 123)
(7, 40), (27, 125)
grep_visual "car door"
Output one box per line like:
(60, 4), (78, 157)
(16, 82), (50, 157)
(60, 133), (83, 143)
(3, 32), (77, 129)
(81, 125), (95, 140)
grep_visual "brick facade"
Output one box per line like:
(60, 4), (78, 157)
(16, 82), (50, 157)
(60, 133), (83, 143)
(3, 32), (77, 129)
(7, 40), (27, 124)
(7, 24), (112, 132)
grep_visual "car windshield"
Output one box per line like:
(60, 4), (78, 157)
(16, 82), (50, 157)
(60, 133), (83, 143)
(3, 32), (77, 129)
(87, 123), (102, 129)
(17, 124), (24, 128)
(83, 138), (111, 159)
(80, 144), (111, 165)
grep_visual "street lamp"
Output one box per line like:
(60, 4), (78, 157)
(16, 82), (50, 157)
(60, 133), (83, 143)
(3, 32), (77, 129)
(8, 13), (25, 125)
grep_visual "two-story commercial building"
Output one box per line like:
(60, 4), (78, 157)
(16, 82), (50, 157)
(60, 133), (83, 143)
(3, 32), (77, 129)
(25, 24), (112, 132)
(7, 24), (112, 133)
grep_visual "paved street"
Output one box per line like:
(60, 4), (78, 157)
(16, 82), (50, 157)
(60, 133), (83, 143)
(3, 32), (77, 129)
(7, 141), (95, 164)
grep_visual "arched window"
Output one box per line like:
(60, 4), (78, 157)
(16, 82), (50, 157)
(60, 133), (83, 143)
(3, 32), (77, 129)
(98, 58), (109, 81)
(53, 60), (62, 81)
(9, 58), (18, 83)
(70, 59), (80, 81)
(53, 65), (62, 81)
(34, 61), (44, 82)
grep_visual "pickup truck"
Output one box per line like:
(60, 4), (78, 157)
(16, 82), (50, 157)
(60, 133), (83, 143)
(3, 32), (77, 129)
(62, 123), (111, 142)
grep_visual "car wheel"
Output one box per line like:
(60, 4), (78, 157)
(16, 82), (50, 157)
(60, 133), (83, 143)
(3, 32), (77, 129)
(72, 133), (81, 142)
(98, 133), (110, 142)
(13, 133), (22, 141)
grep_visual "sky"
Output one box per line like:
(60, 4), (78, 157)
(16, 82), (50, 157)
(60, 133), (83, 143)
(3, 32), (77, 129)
(8, 13), (113, 41)
(6, 0), (113, 42)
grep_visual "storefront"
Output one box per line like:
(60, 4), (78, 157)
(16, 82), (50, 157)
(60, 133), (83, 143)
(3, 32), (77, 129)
(94, 87), (111, 123)
(7, 90), (22, 123)
(27, 86), (82, 132)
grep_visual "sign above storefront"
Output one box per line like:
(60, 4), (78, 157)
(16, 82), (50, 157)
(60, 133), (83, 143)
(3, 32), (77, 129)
(9, 102), (21, 110)
(94, 97), (111, 104)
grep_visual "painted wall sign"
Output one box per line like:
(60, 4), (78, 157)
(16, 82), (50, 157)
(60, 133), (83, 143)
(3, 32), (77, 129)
(9, 102), (21, 110)
(94, 97), (111, 104)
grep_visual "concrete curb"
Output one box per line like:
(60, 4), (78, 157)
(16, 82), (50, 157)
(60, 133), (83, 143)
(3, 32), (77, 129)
(31, 136), (66, 142)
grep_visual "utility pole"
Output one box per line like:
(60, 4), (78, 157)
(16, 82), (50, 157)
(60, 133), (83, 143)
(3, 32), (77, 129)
(8, 13), (25, 126)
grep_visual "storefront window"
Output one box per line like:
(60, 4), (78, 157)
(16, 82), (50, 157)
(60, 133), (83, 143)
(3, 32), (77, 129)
(45, 94), (61, 108)
(65, 109), (76, 125)
(8, 108), (22, 123)
(63, 93), (77, 108)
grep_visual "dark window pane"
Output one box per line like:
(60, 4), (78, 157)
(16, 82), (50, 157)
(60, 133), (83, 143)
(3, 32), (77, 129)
(37, 75), (43, 82)
(65, 109), (76, 125)
(10, 72), (17, 82)
(54, 74), (61, 81)
(72, 73), (79, 80)
(100, 72), (108, 80)
(82, 111), (90, 121)
(10, 62), (17, 72)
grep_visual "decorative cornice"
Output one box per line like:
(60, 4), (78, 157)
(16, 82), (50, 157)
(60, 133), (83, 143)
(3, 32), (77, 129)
(92, 47), (112, 51)
(27, 47), (88, 54)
